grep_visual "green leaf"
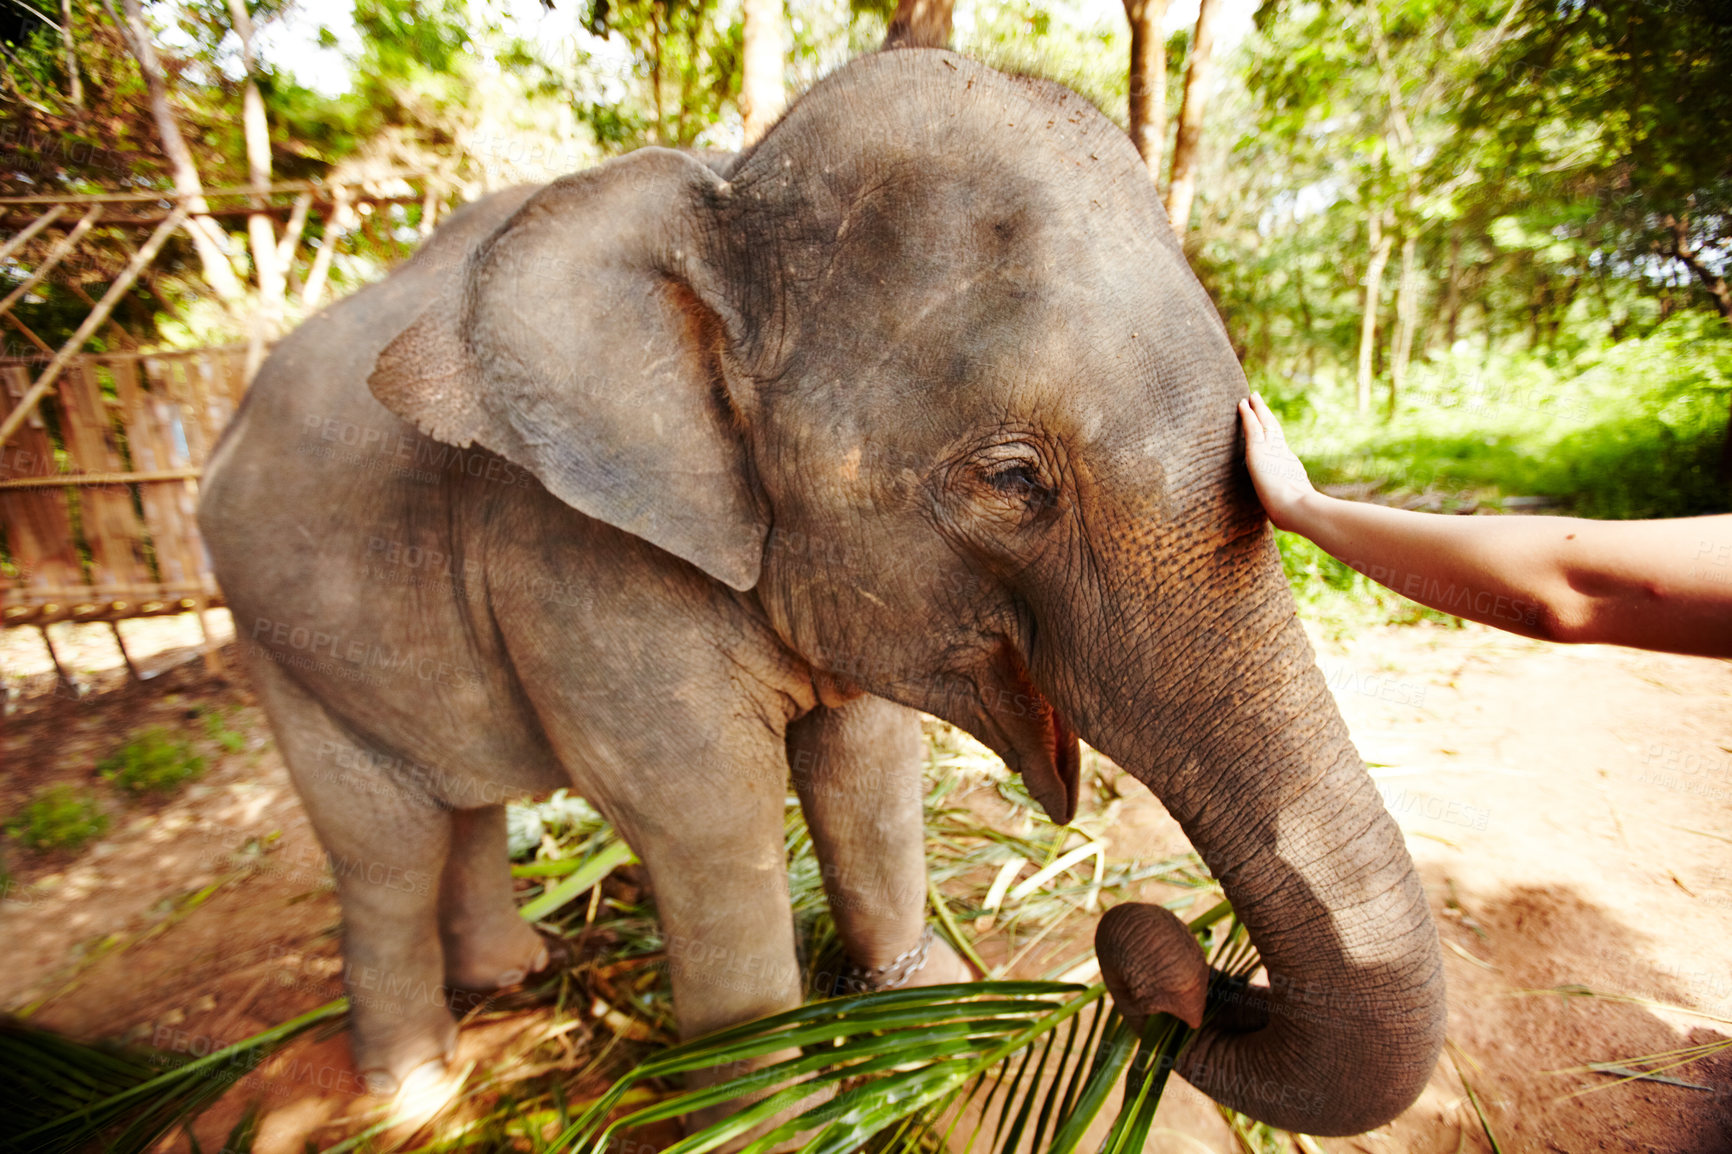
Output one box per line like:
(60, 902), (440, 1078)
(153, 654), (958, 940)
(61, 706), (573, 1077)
(517, 838), (637, 923)
(1, 1000), (346, 1154)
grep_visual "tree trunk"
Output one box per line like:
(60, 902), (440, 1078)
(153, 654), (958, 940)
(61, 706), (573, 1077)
(1357, 209), (1392, 414)
(1666, 214), (1732, 481)
(1388, 229), (1418, 417)
(1548, 274), (1581, 348)
(883, 0), (953, 49)
(301, 189), (354, 310)
(60, 0), (82, 110)
(674, 0), (713, 147)
(1441, 227), (1462, 348)
(651, 15), (665, 145)
(1163, 0), (1223, 243)
(739, 0), (784, 143)
(1123, 0), (1169, 178)
(227, 0), (281, 381)
(104, 0), (244, 303)
(1664, 214), (1732, 321)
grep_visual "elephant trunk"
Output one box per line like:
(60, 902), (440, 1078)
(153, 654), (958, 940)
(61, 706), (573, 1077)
(1068, 544), (1445, 1135)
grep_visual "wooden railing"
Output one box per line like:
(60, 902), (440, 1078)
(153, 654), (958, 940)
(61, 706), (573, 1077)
(1, 344), (247, 635)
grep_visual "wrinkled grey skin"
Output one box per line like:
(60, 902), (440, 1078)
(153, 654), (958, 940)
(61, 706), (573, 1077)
(198, 49), (1444, 1134)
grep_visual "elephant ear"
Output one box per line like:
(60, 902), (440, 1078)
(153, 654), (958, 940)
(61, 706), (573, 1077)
(369, 149), (766, 591)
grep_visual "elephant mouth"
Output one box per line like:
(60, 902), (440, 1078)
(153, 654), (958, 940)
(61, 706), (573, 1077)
(977, 643), (1081, 824)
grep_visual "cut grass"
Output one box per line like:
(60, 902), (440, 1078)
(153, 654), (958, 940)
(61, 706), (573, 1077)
(1516, 983), (1732, 1100)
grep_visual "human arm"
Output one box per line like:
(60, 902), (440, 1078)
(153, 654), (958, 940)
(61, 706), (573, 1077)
(1238, 392), (1732, 658)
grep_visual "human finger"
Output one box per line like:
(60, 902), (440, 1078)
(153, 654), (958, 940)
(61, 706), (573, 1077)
(1238, 398), (1262, 444)
(1250, 393), (1284, 442)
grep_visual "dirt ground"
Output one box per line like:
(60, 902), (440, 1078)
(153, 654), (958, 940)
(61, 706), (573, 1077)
(3, 611), (1731, 1153)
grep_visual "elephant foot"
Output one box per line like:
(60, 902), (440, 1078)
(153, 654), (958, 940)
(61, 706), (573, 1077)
(354, 1013), (460, 1102)
(898, 934), (975, 988)
(444, 922), (572, 994)
(361, 1054), (467, 1127)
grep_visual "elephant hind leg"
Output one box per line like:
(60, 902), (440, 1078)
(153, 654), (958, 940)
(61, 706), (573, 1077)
(440, 805), (560, 991)
(242, 650), (458, 1096)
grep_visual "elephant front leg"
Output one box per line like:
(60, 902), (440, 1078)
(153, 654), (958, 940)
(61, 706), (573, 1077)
(242, 652), (459, 1097)
(789, 695), (972, 990)
(637, 788), (805, 1046)
(606, 755), (811, 1134)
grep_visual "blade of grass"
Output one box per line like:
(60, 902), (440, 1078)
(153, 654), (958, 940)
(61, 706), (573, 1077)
(929, 880), (991, 976)
(1446, 1042), (1503, 1154)
(519, 839), (637, 923)
(1579, 1061), (1714, 1091)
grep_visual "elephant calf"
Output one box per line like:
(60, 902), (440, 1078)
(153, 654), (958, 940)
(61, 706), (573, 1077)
(198, 47), (1444, 1135)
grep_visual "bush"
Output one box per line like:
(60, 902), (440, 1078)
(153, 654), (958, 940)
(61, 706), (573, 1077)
(1263, 315), (1731, 631)
(1286, 314), (1732, 519)
(5, 785), (109, 851)
(98, 729), (206, 794)
(199, 706), (246, 754)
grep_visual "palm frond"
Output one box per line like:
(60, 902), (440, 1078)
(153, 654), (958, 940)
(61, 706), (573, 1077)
(557, 909), (1260, 1154)
(0, 999), (346, 1154)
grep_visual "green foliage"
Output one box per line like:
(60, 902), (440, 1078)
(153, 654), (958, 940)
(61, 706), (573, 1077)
(1269, 313), (1730, 628)
(569, 0), (744, 150)
(1291, 313), (1732, 519)
(0, 1001), (345, 1154)
(98, 729), (207, 795)
(1465, 0), (1732, 269)
(965, 0), (1133, 127)
(341, 0), (473, 142)
(1206, 0), (1732, 522)
(4, 785), (109, 851)
(199, 707), (247, 754)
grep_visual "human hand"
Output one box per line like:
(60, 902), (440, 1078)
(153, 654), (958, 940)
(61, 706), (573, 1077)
(1237, 392), (1316, 532)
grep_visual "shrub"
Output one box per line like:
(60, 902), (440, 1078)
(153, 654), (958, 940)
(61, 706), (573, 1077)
(1284, 313), (1732, 520)
(5, 785), (109, 851)
(199, 707), (247, 754)
(98, 729), (206, 794)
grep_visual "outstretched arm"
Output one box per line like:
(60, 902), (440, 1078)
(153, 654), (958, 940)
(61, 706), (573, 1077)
(1238, 393), (1732, 658)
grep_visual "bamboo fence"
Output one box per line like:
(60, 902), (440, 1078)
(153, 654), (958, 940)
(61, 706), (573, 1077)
(0, 176), (438, 677)
(0, 344), (246, 631)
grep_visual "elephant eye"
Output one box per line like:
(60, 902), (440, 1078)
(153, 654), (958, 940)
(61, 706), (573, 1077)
(972, 450), (1056, 517)
(987, 463), (1042, 498)
(938, 440), (1060, 540)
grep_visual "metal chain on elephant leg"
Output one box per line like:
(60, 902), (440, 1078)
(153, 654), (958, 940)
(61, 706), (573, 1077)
(834, 925), (935, 995)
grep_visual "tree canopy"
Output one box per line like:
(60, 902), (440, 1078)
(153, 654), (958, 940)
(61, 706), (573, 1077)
(1, 0), (1727, 510)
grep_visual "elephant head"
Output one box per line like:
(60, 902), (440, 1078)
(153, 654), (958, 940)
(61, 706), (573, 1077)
(369, 49), (1445, 1134)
